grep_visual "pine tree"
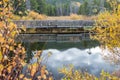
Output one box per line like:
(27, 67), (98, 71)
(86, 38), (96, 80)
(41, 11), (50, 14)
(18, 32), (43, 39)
(12, 0), (27, 16)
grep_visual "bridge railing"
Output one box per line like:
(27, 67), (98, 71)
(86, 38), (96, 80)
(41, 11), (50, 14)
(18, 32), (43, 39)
(13, 20), (95, 28)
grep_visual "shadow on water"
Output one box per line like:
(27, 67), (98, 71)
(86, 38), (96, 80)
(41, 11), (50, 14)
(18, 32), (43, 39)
(23, 40), (99, 50)
(22, 40), (99, 61)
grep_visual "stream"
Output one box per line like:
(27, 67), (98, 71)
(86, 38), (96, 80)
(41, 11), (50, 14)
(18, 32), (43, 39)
(24, 40), (119, 79)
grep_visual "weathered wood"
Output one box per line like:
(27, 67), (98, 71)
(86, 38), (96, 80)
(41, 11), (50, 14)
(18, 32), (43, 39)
(14, 20), (95, 42)
(13, 20), (94, 28)
(16, 33), (91, 42)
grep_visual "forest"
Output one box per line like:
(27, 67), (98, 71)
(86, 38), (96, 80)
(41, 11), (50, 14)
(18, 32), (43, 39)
(0, 0), (120, 80)
(13, 0), (111, 16)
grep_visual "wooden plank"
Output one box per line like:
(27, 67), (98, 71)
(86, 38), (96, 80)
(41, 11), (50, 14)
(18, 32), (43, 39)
(13, 20), (94, 28)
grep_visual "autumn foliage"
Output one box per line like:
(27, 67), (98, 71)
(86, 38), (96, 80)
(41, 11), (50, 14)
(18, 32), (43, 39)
(11, 11), (47, 20)
(0, 0), (53, 80)
(92, 0), (120, 64)
(60, 66), (120, 80)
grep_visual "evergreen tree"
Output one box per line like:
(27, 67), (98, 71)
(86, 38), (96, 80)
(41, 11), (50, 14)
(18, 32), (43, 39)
(78, 0), (89, 15)
(37, 0), (47, 14)
(30, 0), (39, 12)
(12, 0), (27, 16)
(47, 4), (56, 16)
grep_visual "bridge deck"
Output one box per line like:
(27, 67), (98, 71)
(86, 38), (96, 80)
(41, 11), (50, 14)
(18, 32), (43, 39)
(14, 20), (95, 42)
(14, 20), (94, 28)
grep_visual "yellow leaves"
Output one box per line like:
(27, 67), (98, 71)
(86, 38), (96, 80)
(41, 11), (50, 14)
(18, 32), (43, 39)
(21, 61), (26, 66)
(29, 63), (39, 76)
(21, 25), (26, 32)
(92, 0), (120, 64)
(21, 47), (26, 54)
(0, 21), (4, 29)
(0, 1), (2, 5)
(7, 66), (12, 73)
(49, 77), (53, 80)
(0, 51), (3, 61)
(9, 22), (17, 31)
(19, 74), (24, 79)
(11, 31), (17, 38)
(0, 64), (4, 75)
(0, 34), (5, 43)
(3, 0), (9, 2)
(0, 3), (51, 79)
(18, 44), (22, 48)
(100, 70), (119, 80)
(118, 4), (120, 14)
(24, 77), (32, 80)
(60, 66), (120, 80)
(9, 46), (14, 51)
(8, 38), (15, 44)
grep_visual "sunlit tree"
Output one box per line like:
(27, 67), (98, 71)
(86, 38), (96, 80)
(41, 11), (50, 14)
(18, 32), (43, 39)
(59, 65), (120, 80)
(92, 0), (120, 64)
(0, 0), (53, 79)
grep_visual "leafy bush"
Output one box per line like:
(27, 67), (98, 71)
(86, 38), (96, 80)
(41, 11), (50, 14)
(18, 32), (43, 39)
(92, 0), (120, 64)
(0, 0), (53, 80)
(11, 11), (47, 20)
(59, 65), (120, 80)
(70, 14), (83, 20)
(27, 11), (47, 20)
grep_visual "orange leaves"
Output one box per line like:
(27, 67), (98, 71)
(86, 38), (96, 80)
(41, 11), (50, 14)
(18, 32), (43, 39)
(8, 38), (14, 44)
(0, 1), (53, 79)
(26, 62), (53, 79)
(30, 63), (38, 76)
(19, 74), (24, 79)
(0, 21), (5, 29)
(9, 46), (14, 51)
(0, 34), (4, 43)
(17, 44), (26, 54)
(8, 22), (17, 31)
(7, 66), (12, 73)
(0, 0), (43, 80)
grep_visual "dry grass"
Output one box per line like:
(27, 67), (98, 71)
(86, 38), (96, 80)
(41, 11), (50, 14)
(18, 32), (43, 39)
(70, 13), (83, 20)
(11, 12), (97, 20)
(46, 16), (71, 20)
(47, 14), (97, 20)
(11, 11), (47, 20)
(25, 11), (47, 20)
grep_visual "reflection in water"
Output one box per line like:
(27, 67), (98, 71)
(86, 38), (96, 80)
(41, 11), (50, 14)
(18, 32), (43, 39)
(31, 47), (118, 79)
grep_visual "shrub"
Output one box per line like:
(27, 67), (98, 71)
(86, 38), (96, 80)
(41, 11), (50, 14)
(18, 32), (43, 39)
(70, 14), (83, 20)
(59, 65), (120, 80)
(0, 0), (53, 80)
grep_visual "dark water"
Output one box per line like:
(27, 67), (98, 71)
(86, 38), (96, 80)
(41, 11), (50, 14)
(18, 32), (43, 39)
(24, 40), (119, 79)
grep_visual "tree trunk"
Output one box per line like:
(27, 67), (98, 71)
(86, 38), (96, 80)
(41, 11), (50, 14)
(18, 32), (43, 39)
(26, 0), (31, 10)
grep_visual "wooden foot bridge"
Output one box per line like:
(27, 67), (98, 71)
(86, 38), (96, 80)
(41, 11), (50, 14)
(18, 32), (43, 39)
(14, 20), (95, 42)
